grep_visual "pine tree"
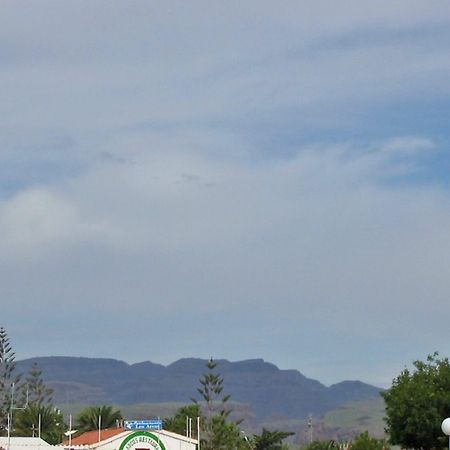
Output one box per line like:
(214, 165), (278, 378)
(192, 358), (244, 450)
(25, 363), (53, 406)
(12, 362), (58, 440)
(0, 327), (22, 435)
(194, 358), (231, 423)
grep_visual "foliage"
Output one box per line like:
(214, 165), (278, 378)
(189, 359), (294, 450)
(193, 358), (231, 421)
(301, 432), (389, 450)
(14, 404), (64, 444)
(0, 329), (55, 439)
(382, 352), (450, 450)
(351, 431), (390, 450)
(163, 403), (202, 437)
(208, 415), (247, 450)
(192, 358), (238, 450)
(252, 427), (294, 450)
(0, 327), (23, 435)
(25, 362), (53, 406)
(76, 405), (123, 432)
(165, 400), (246, 449)
(12, 364), (59, 442)
(302, 441), (336, 450)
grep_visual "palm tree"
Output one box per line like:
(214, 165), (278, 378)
(252, 428), (294, 450)
(76, 405), (122, 432)
(14, 403), (64, 444)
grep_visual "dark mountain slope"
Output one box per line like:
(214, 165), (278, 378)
(16, 357), (381, 421)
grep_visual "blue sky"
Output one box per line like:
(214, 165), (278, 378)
(2, 1), (450, 387)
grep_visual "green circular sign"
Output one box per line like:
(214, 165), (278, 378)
(118, 431), (167, 450)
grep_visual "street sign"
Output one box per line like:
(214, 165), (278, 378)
(124, 420), (163, 430)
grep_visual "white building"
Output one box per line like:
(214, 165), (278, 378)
(0, 437), (54, 450)
(59, 428), (197, 450)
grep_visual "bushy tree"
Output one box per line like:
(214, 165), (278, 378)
(351, 431), (390, 450)
(302, 441), (336, 450)
(252, 428), (294, 450)
(382, 352), (450, 449)
(14, 404), (64, 444)
(164, 404), (202, 437)
(76, 405), (122, 432)
(208, 415), (247, 450)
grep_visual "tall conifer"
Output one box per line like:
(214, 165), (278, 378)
(26, 363), (53, 406)
(193, 358), (244, 450)
(0, 327), (22, 434)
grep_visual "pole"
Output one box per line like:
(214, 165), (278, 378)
(98, 416), (101, 443)
(308, 415), (313, 443)
(69, 415), (72, 449)
(38, 413), (41, 439)
(7, 413), (11, 450)
(156, 417), (160, 447)
(10, 383), (14, 438)
(197, 416), (200, 450)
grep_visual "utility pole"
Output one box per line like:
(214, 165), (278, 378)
(8, 382), (29, 449)
(307, 415), (313, 444)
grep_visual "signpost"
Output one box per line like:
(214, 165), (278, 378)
(124, 420), (163, 431)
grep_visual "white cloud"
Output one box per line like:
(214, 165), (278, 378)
(2, 138), (450, 384)
(380, 136), (435, 154)
(0, 189), (74, 245)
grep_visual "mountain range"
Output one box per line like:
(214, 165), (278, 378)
(16, 356), (381, 424)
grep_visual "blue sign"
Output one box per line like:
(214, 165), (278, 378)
(124, 420), (163, 430)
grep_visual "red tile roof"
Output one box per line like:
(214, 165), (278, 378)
(64, 428), (125, 446)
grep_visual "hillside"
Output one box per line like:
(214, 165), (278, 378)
(16, 357), (382, 423)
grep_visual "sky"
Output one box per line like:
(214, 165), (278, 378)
(1, 1), (450, 388)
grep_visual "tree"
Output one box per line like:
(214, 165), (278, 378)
(350, 431), (390, 450)
(25, 363), (53, 406)
(302, 441), (337, 450)
(0, 328), (59, 440)
(193, 358), (231, 423)
(382, 352), (450, 449)
(0, 327), (22, 435)
(76, 405), (123, 432)
(14, 364), (58, 442)
(164, 404), (202, 437)
(14, 404), (64, 444)
(192, 358), (245, 450)
(208, 415), (247, 450)
(251, 428), (294, 450)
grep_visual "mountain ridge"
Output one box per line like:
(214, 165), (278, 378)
(16, 356), (382, 422)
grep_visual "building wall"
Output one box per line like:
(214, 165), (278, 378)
(95, 431), (196, 450)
